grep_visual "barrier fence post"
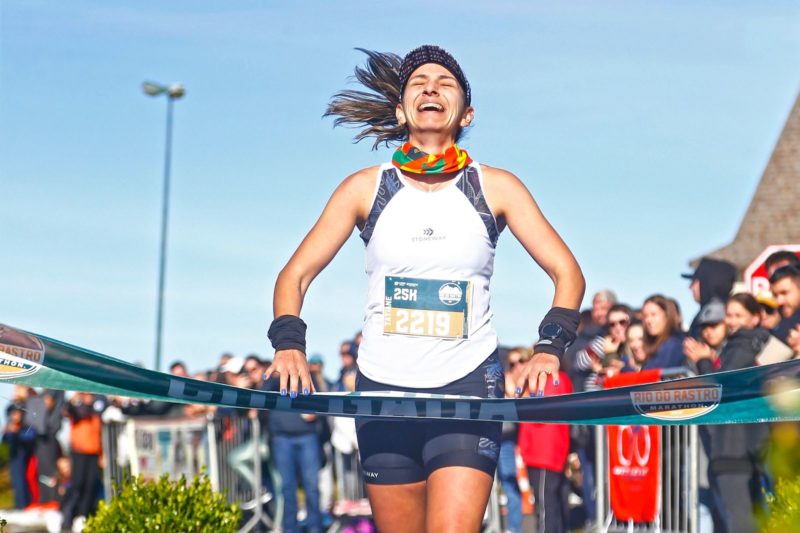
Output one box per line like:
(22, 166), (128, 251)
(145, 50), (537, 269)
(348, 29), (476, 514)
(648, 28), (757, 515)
(596, 424), (606, 529)
(206, 415), (220, 492)
(689, 425), (699, 533)
(236, 415), (273, 533)
(126, 419), (138, 477)
(101, 422), (114, 502)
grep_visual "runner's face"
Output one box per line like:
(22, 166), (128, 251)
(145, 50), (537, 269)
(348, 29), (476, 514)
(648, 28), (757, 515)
(397, 63), (472, 144)
(724, 300), (759, 334)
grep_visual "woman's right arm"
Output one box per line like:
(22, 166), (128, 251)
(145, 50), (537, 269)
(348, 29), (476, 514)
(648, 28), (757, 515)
(265, 167), (376, 397)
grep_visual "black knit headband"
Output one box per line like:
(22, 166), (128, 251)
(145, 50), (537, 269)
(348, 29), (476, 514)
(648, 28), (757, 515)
(398, 45), (471, 105)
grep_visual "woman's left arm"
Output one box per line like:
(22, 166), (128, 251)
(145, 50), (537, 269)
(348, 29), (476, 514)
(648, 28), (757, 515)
(483, 166), (586, 396)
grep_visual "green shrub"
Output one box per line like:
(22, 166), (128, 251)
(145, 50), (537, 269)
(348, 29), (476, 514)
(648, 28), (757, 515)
(762, 477), (800, 531)
(0, 443), (10, 469)
(83, 473), (240, 533)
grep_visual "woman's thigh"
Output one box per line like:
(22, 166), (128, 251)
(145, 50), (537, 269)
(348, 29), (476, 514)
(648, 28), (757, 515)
(366, 481), (426, 533)
(427, 466), (494, 533)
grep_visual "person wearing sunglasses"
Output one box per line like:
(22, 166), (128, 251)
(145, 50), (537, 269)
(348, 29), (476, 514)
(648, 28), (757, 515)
(573, 304), (632, 390)
(755, 292), (782, 330)
(497, 346), (531, 533)
(571, 303), (630, 528)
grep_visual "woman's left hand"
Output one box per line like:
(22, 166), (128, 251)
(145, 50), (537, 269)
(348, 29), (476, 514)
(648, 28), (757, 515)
(515, 353), (560, 397)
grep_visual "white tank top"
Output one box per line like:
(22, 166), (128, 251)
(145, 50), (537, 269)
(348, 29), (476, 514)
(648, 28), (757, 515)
(356, 162), (500, 387)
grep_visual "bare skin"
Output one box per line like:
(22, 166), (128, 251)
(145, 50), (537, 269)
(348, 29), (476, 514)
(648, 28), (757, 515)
(266, 61), (585, 532)
(366, 482), (426, 533)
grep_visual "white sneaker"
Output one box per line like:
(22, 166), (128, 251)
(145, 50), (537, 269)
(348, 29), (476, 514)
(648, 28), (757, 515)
(72, 515), (86, 532)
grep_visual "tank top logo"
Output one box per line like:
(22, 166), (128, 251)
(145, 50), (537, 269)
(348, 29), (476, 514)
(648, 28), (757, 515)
(412, 227), (446, 243)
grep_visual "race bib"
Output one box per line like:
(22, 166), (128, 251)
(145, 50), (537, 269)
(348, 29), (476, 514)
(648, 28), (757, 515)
(383, 276), (472, 339)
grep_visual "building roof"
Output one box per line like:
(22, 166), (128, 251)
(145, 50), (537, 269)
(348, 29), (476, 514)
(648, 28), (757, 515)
(693, 92), (800, 271)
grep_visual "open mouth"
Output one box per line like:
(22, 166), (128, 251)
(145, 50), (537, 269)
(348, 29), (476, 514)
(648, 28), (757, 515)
(417, 102), (444, 112)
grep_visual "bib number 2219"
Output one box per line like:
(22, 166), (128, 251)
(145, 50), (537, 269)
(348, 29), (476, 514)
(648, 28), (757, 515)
(383, 277), (471, 339)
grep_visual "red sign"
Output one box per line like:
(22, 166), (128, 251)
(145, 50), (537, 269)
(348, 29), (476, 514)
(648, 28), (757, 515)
(605, 371), (662, 523)
(744, 245), (800, 295)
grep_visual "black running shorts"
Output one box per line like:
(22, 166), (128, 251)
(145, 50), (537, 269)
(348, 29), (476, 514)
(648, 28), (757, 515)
(355, 351), (504, 485)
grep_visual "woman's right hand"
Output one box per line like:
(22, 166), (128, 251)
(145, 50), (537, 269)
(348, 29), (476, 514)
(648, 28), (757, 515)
(683, 337), (714, 363)
(264, 349), (315, 398)
(603, 335), (621, 355)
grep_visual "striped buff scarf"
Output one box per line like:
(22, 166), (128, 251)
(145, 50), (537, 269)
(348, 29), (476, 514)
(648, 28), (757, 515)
(391, 142), (472, 174)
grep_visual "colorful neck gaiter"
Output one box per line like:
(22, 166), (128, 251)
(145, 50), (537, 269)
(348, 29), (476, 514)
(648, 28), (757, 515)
(391, 142), (472, 174)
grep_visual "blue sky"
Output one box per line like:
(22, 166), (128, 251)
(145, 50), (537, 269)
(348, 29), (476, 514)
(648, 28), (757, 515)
(2, 1), (799, 387)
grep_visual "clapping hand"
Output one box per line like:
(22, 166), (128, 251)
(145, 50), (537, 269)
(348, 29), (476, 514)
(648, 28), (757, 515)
(683, 337), (714, 363)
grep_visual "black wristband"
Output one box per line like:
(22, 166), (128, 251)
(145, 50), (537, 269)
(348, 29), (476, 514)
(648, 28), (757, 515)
(534, 307), (580, 359)
(267, 315), (307, 353)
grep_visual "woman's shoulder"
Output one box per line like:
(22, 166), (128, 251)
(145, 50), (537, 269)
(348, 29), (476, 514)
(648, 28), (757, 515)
(478, 163), (518, 182)
(477, 164), (529, 203)
(345, 165), (383, 183)
(335, 165), (384, 195)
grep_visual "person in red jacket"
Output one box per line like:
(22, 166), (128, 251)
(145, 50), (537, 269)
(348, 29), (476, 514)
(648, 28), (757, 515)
(518, 371), (573, 533)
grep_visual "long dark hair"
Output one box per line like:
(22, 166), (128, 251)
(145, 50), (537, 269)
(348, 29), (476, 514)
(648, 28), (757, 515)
(325, 48), (471, 150)
(643, 294), (681, 358)
(324, 49), (406, 150)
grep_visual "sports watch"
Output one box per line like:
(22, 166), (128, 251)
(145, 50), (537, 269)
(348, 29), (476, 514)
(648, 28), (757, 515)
(537, 323), (564, 345)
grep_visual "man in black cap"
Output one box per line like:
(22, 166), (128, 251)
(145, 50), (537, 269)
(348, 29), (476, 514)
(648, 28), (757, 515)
(683, 257), (737, 338)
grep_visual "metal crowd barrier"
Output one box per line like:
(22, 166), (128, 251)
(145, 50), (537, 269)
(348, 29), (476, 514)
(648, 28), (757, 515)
(595, 368), (699, 533)
(101, 412), (515, 533)
(102, 414), (274, 533)
(210, 414), (274, 532)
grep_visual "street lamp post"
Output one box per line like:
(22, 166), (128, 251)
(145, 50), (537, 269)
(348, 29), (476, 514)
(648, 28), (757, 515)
(143, 81), (185, 372)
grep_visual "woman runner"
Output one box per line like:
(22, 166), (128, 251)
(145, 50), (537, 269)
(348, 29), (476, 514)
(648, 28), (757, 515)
(265, 45), (585, 533)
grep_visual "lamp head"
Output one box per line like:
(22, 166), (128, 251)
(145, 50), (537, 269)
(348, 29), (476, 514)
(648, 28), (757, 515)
(166, 83), (185, 99)
(142, 81), (185, 99)
(142, 81), (165, 96)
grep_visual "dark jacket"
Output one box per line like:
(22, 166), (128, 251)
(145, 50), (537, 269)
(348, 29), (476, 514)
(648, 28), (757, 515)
(642, 335), (686, 370)
(261, 378), (317, 436)
(697, 327), (770, 375)
(697, 327), (769, 473)
(688, 258), (737, 338)
(24, 389), (64, 437)
(772, 309), (800, 345)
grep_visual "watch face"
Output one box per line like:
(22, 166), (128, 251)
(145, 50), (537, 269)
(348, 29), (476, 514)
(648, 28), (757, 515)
(540, 323), (563, 339)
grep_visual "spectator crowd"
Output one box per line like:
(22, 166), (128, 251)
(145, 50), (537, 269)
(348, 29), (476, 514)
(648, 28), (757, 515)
(3, 249), (800, 532)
